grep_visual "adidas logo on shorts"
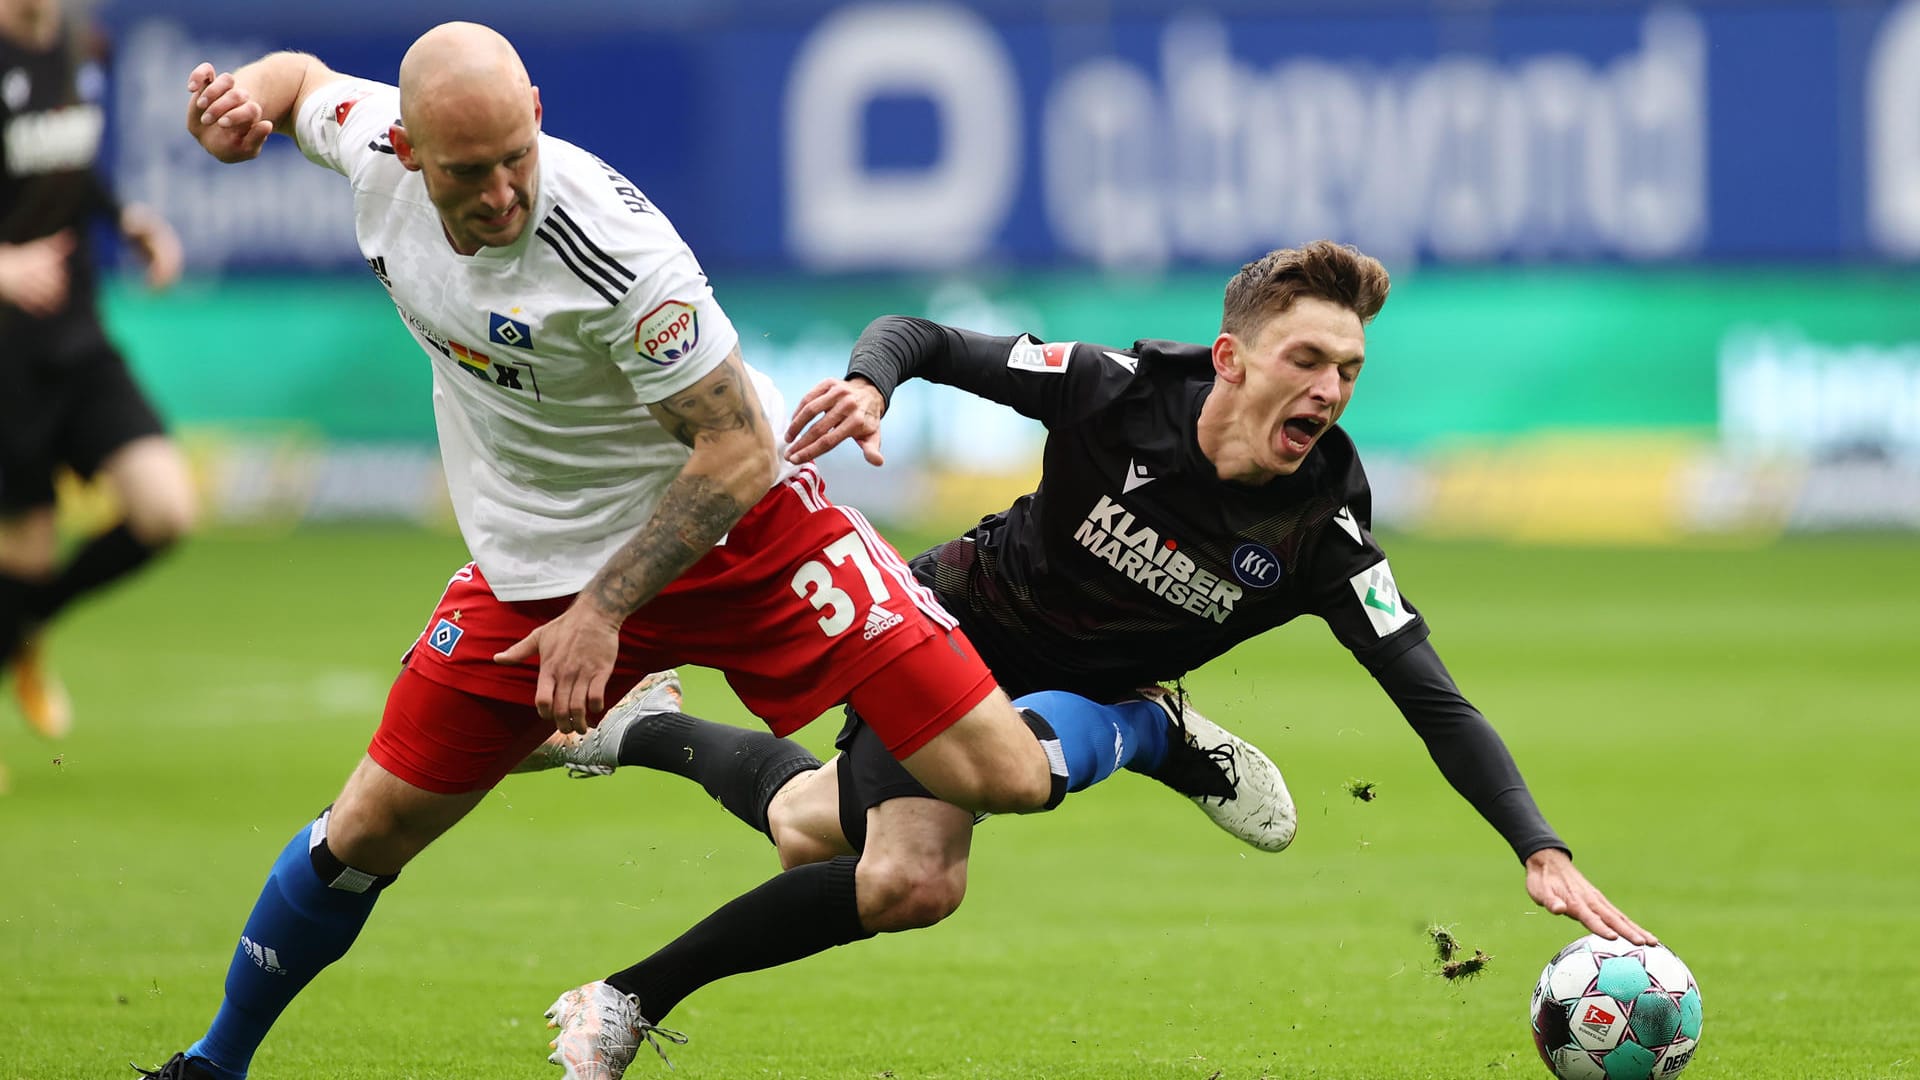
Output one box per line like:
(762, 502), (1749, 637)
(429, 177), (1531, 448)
(863, 604), (904, 640)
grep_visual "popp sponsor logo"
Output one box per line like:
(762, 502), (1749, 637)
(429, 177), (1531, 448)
(635, 299), (699, 365)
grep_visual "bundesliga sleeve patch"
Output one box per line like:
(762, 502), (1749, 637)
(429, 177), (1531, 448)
(1348, 559), (1415, 637)
(634, 299), (699, 365)
(1006, 335), (1075, 373)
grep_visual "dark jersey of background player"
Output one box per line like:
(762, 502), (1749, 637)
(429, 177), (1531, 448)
(0, 18), (116, 356)
(851, 315), (1565, 863)
(0, 4), (191, 746)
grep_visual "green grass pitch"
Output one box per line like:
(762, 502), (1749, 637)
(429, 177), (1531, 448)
(2, 526), (1916, 1079)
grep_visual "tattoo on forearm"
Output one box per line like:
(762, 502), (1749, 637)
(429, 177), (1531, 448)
(586, 473), (746, 618)
(657, 361), (759, 449)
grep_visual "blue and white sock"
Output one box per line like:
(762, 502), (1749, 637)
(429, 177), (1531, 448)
(1013, 690), (1170, 799)
(186, 811), (392, 1079)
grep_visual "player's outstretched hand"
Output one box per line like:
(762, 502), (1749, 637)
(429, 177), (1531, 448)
(120, 204), (183, 291)
(785, 377), (886, 466)
(1525, 848), (1657, 945)
(187, 62), (274, 163)
(0, 231), (73, 317)
(494, 602), (621, 734)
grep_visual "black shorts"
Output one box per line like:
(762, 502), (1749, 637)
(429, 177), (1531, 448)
(833, 707), (942, 851)
(0, 340), (166, 514)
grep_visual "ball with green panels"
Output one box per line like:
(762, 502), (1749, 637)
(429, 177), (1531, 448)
(1530, 935), (1704, 1080)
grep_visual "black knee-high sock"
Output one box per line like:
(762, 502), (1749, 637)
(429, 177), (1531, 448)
(24, 523), (169, 623)
(0, 571), (38, 660)
(617, 711), (822, 838)
(605, 855), (870, 1022)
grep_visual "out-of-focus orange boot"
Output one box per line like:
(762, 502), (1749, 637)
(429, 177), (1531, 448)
(10, 638), (72, 740)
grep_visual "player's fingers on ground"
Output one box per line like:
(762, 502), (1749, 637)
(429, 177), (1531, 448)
(1593, 898), (1653, 945)
(1566, 896), (1620, 939)
(1539, 879), (1577, 917)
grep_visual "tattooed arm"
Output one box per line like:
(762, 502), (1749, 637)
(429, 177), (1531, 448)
(495, 347), (778, 731)
(586, 348), (776, 616)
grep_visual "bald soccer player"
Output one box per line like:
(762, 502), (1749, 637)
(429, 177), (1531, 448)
(135, 23), (1276, 1079)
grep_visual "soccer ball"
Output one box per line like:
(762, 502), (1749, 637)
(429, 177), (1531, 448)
(1529, 934), (1702, 1080)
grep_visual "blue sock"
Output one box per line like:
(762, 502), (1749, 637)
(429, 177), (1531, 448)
(1013, 691), (1169, 793)
(186, 813), (389, 1079)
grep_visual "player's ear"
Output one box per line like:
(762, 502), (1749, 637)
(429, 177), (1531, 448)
(391, 124), (421, 171)
(1212, 332), (1246, 385)
(531, 86), (543, 130)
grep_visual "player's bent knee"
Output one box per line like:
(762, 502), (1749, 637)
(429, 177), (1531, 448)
(772, 825), (842, 870)
(858, 857), (966, 932)
(124, 487), (198, 546)
(132, 502), (197, 547)
(767, 765), (853, 869)
(322, 800), (413, 874)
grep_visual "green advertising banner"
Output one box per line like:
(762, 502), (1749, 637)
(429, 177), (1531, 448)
(99, 268), (1920, 537)
(107, 268), (1920, 449)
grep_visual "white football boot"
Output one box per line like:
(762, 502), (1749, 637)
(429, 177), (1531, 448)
(510, 670), (682, 778)
(1138, 686), (1296, 852)
(545, 980), (687, 1078)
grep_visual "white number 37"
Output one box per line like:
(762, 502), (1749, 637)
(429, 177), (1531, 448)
(789, 532), (892, 637)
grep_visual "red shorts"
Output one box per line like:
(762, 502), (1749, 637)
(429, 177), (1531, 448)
(371, 466), (998, 793)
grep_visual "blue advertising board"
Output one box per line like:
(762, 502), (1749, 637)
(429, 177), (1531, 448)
(96, 0), (1920, 271)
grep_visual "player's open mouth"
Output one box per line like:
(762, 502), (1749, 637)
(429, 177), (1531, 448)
(1280, 415), (1325, 454)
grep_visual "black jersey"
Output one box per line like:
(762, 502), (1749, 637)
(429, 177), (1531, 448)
(851, 316), (1566, 862)
(854, 322), (1425, 700)
(0, 20), (117, 354)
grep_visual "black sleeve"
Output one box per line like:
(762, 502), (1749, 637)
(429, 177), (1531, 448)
(846, 315), (1127, 427)
(1373, 637), (1568, 863)
(80, 170), (121, 222)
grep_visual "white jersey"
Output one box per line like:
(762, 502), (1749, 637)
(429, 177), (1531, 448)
(294, 78), (788, 600)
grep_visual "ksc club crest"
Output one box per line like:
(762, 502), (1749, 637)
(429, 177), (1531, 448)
(635, 299), (699, 365)
(1230, 542), (1282, 589)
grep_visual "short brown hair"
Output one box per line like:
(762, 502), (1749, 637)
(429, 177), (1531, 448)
(1220, 241), (1391, 340)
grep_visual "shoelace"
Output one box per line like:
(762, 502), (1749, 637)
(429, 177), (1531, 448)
(601, 990), (692, 1071)
(636, 1019), (691, 1070)
(1187, 740), (1240, 802)
(129, 1055), (196, 1080)
(1159, 688), (1241, 802)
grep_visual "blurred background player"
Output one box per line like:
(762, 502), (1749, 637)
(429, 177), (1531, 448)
(0, 0), (194, 767)
(143, 23), (1271, 1080)
(519, 242), (1653, 1075)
